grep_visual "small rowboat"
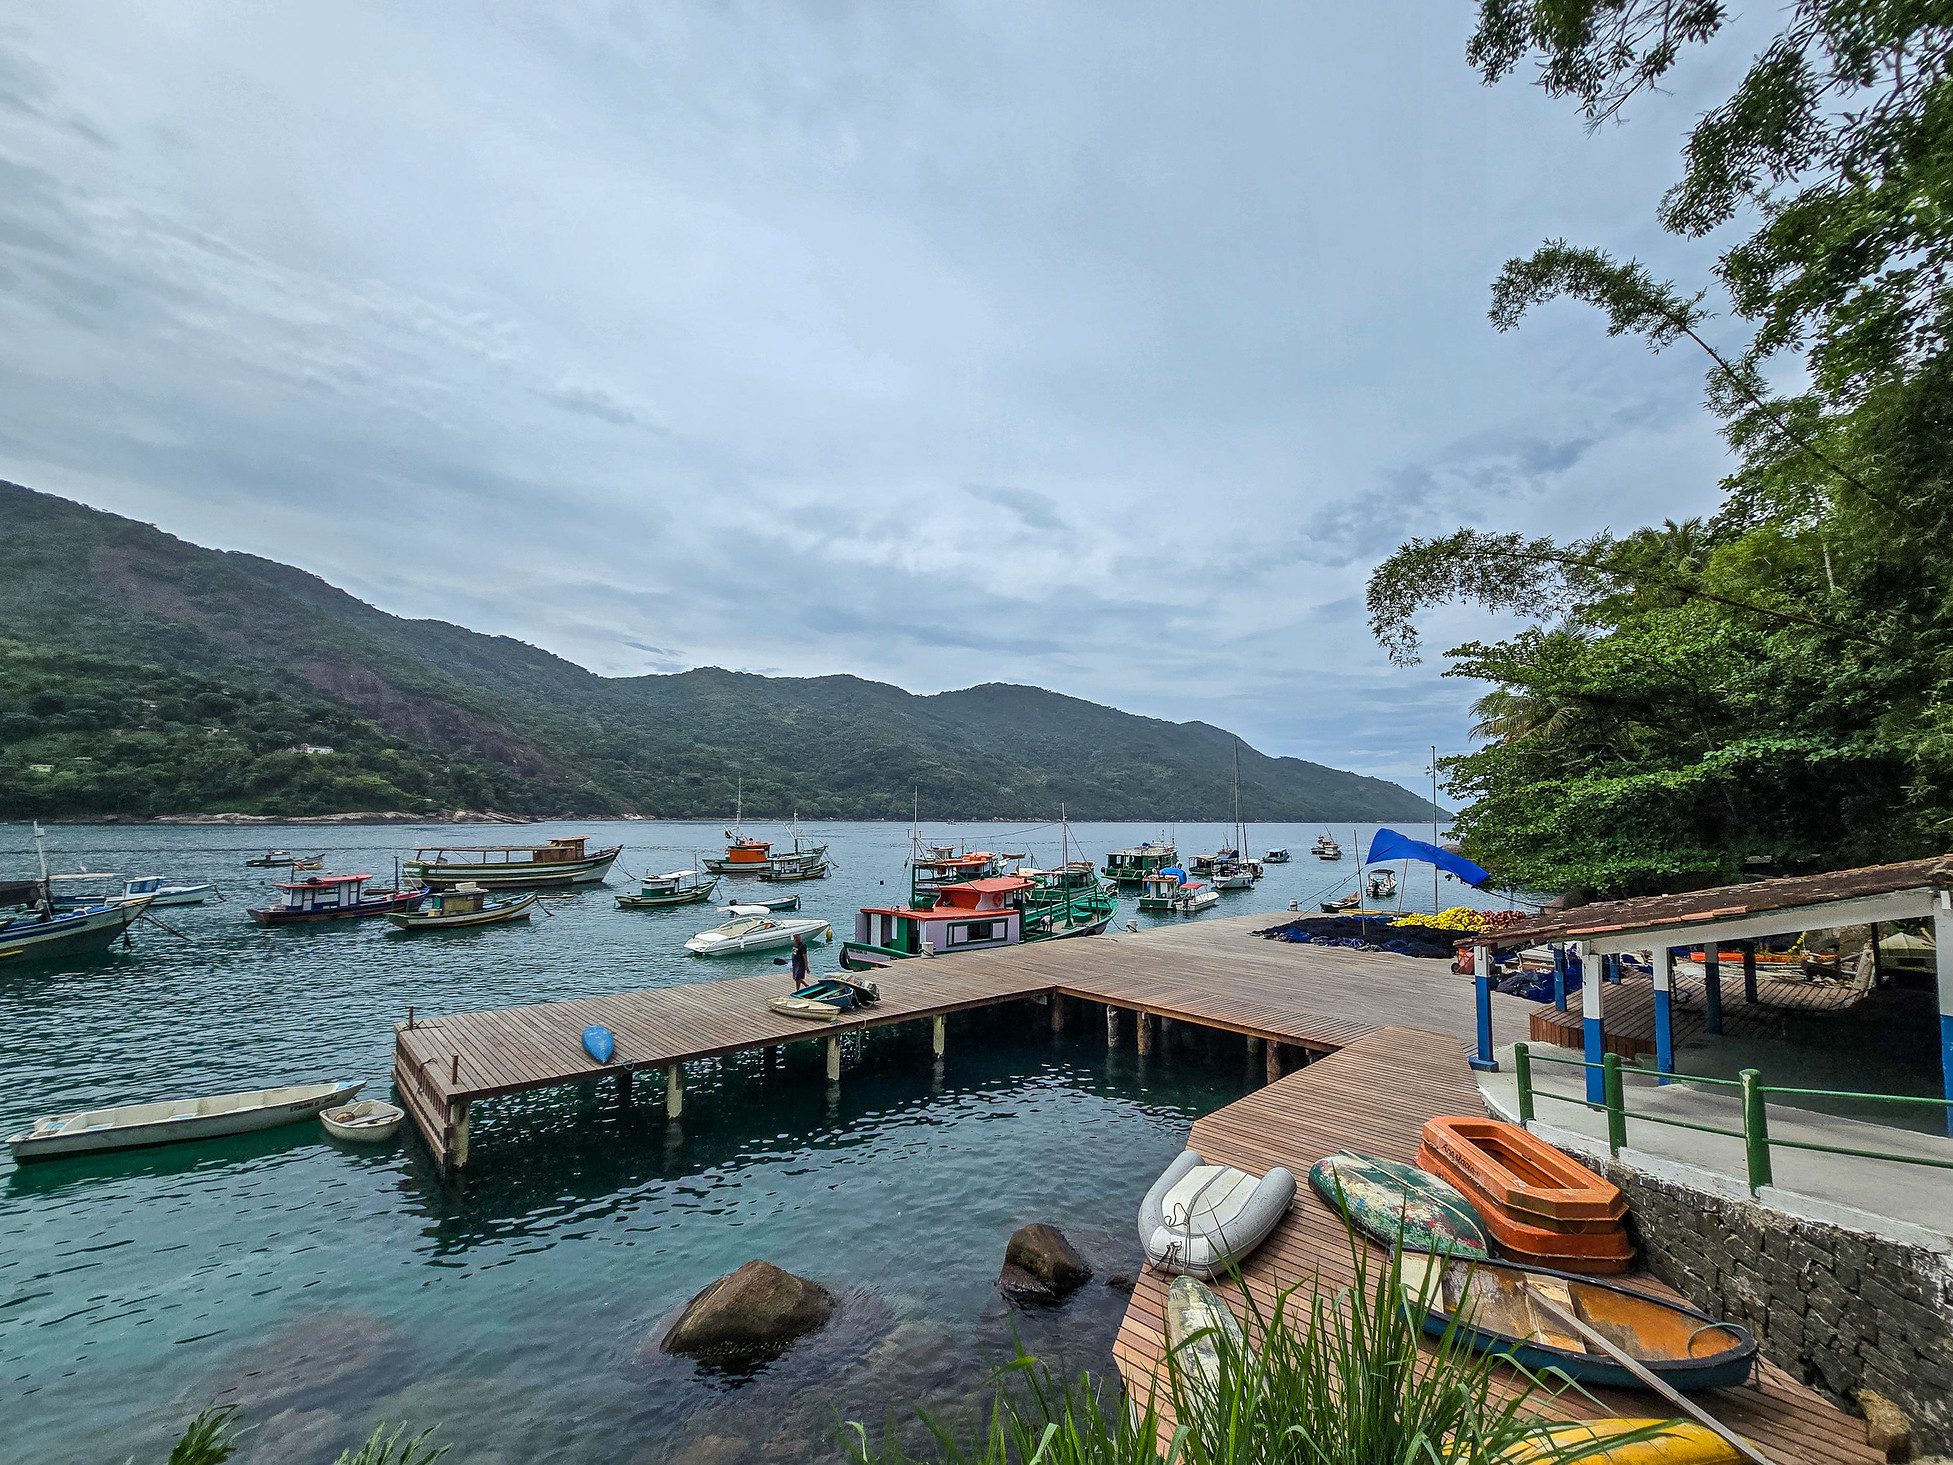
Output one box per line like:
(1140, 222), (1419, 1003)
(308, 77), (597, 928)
(7, 1079), (365, 1161)
(769, 977), (880, 1022)
(320, 1098), (404, 1144)
(1308, 1151), (1489, 1258)
(1420, 1117), (1626, 1225)
(1399, 1252), (1757, 1393)
(1417, 1144), (1635, 1273)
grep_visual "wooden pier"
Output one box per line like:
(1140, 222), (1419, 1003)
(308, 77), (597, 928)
(393, 914), (1536, 1169)
(1112, 1027), (1883, 1465)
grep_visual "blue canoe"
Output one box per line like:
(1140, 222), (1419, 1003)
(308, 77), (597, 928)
(582, 1025), (616, 1063)
(1400, 1252), (1757, 1392)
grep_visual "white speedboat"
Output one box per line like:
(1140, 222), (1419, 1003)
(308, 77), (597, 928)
(1173, 885), (1221, 915)
(7, 1079), (365, 1162)
(683, 906), (831, 957)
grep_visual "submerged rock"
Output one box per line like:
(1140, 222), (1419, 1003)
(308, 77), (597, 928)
(660, 1260), (838, 1365)
(241, 1407), (344, 1465)
(998, 1223), (1092, 1304)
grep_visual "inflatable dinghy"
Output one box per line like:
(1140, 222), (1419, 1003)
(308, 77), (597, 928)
(1139, 1149), (1295, 1278)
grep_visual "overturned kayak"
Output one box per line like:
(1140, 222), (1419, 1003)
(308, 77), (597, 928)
(1140, 1149), (1295, 1278)
(1309, 1151), (1490, 1258)
(1505, 1420), (1741, 1465)
(1165, 1274), (1246, 1391)
(1400, 1252), (1757, 1393)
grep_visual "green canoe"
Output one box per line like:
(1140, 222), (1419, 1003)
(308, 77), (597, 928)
(1308, 1150), (1490, 1258)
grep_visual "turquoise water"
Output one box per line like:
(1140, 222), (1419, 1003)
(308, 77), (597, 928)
(2, 819), (1479, 1464)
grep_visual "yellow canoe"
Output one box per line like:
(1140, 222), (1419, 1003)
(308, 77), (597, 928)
(1506, 1420), (1741, 1465)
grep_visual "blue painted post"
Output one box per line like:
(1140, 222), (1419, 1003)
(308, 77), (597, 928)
(1580, 942), (1605, 1104)
(1936, 905), (1953, 1136)
(1552, 945), (1568, 1011)
(1470, 942), (1497, 1072)
(1703, 946), (1724, 1036)
(1653, 946), (1675, 1085)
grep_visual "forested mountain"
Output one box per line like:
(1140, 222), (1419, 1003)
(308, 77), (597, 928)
(0, 483), (1437, 822)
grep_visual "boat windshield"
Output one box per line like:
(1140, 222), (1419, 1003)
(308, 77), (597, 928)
(717, 917), (769, 937)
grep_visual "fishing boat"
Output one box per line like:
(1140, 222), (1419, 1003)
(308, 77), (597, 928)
(119, 876), (216, 907)
(8, 1079), (366, 1161)
(1188, 846), (1237, 877)
(1208, 742), (1261, 891)
(385, 883), (538, 932)
(1366, 868), (1399, 901)
(702, 790), (827, 875)
(760, 855), (830, 883)
(319, 1098), (405, 1144)
(245, 850), (298, 868)
(42, 871), (125, 908)
(1398, 1252), (1758, 1393)
(290, 856), (326, 871)
(1103, 839), (1178, 885)
(1174, 881), (1220, 914)
(769, 975), (881, 1022)
(247, 873), (429, 925)
(683, 906), (832, 957)
(0, 826), (155, 963)
(616, 868), (719, 910)
(1136, 868), (1189, 913)
(1316, 838), (1343, 861)
(1263, 848), (1291, 864)
(404, 835), (621, 890)
(750, 893), (802, 913)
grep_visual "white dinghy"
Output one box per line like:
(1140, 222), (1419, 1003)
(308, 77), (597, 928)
(7, 1079), (365, 1162)
(1139, 1148), (1296, 1278)
(320, 1097), (405, 1144)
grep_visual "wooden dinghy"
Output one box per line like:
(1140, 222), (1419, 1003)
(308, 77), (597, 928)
(1417, 1144), (1635, 1273)
(8, 1079), (364, 1161)
(1165, 1274), (1246, 1390)
(1421, 1117), (1626, 1225)
(385, 886), (538, 931)
(320, 1098), (404, 1144)
(1141, 1149), (1296, 1278)
(769, 976), (881, 1023)
(1308, 1151), (1489, 1258)
(1400, 1253), (1757, 1393)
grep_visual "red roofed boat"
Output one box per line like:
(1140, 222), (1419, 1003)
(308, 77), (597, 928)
(247, 873), (430, 926)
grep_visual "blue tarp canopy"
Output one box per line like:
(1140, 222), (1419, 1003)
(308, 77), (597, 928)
(1363, 829), (1492, 888)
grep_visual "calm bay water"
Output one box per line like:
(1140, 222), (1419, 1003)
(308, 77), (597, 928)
(2, 818), (1480, 1464)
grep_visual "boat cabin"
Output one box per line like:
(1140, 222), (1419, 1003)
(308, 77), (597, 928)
(1104, 843), (1178, 883)
(424, 884), (489, 917)
(412, 836), (595, 868)
(855, 875), (1032, 957)
(1136, 870), (1189, 910)
(266, 874), (374, 914)
(911, 850), (1001, 904)
(640, 869), (699, 894)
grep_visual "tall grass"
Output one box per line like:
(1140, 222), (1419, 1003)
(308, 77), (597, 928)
(847, 1243), (1673, 1465)
(155, 1410), (446, 1465)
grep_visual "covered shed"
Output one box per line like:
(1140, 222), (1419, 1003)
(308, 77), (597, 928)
(1461, 856), (1953, 1130)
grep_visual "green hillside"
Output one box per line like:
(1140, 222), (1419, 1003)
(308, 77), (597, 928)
(0, 482), (1438, 822)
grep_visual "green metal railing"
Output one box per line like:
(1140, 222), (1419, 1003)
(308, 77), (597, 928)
(1514, 1042), (1953, 1194)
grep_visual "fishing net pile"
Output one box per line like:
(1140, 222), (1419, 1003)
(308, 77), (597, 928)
(1253, 915), (1456, 960)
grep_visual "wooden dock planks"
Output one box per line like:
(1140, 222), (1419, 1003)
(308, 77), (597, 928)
(1110, 1027), (1881, 1465)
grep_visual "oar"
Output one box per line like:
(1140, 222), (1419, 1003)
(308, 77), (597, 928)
(1528, 1294), (1773, 1465)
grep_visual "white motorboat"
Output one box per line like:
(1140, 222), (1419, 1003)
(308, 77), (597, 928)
(320, 1097), (405, 1143)
(7, 1079), (365, 1162)
(1174, 885), (1221, 915)
(122, 876), (216, 907)
(683, 905), (831, 957)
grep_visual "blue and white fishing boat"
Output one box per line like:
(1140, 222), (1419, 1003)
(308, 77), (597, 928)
(1, 826), (153, 963)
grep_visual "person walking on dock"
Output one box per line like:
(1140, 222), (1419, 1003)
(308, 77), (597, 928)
(789, 934), (809, 988)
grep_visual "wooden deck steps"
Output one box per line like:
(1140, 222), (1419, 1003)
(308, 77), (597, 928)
(1110, 1028), (1882, 1465)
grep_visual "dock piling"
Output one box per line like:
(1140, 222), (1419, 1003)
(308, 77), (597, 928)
(931, 1014), (946, 1057)
(826, 1035), (841, 1082)
(618, 1069), (633, 1105)
(1105, 1006), (1121, 1047)
(1135, 1012), (1153, 1056)
(449, 1100), (470, 1169)
(665, 1064), (684, 1119)
(1265, 1042), (1284, 1085)
(1050, 995), (1067, 1033)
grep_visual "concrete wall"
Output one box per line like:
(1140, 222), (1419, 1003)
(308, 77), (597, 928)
(1592, 1160), (1953, 1457)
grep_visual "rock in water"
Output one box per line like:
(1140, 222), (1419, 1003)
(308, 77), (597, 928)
(660, 1260), (837, 1365)
(998, 1223), (1092, 1304)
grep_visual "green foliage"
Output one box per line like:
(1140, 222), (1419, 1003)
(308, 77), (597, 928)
(0, 483), (1438, 823)
(331, 1425), (447, 1465)
(160, 1406), (240, 1465)
(847, 1244), (1665, 1465)
(1363, 3), (1953, 896)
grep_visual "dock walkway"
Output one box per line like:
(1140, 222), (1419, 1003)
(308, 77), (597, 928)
(393, 914), (1536, 1168)
(1112, 1027), (1881, 1465)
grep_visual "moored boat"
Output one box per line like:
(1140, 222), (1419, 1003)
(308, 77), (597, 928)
(320, 1098), (405, 1144)
(385, 884), (538, 932)
(684, 906), (832, 956)
(1398, 1252), (1758, 1393)
(8, 1079), (366, 1161)
(1263, 848), (1291, 863)
(1104, 839), (1178, 885)
(769, 975), (881, 1022)
(248, 874), (429, 925)
(0, 897), (152, 963)
(404, 835), (621, 890)
(245, 850), (298, 868)
(760, 856), (830, 883)
(616, 868), (719, 909)
(120, 876), (216, 907)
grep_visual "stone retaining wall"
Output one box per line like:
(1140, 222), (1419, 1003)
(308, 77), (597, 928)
(1593, 1159), (1953, 1457)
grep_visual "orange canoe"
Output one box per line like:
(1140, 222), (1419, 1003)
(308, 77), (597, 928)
(1420, 1117), (1625, 1225)
(1417, 1145), (1635, 1273)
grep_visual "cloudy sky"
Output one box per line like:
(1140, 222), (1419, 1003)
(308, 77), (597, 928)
(0, 4), (1754, 789)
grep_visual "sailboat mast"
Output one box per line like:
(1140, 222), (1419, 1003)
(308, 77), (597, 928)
(1430, 744), (1441, 914)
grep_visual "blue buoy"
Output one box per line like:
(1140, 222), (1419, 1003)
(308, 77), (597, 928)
(582, 1024), (616, 1064)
